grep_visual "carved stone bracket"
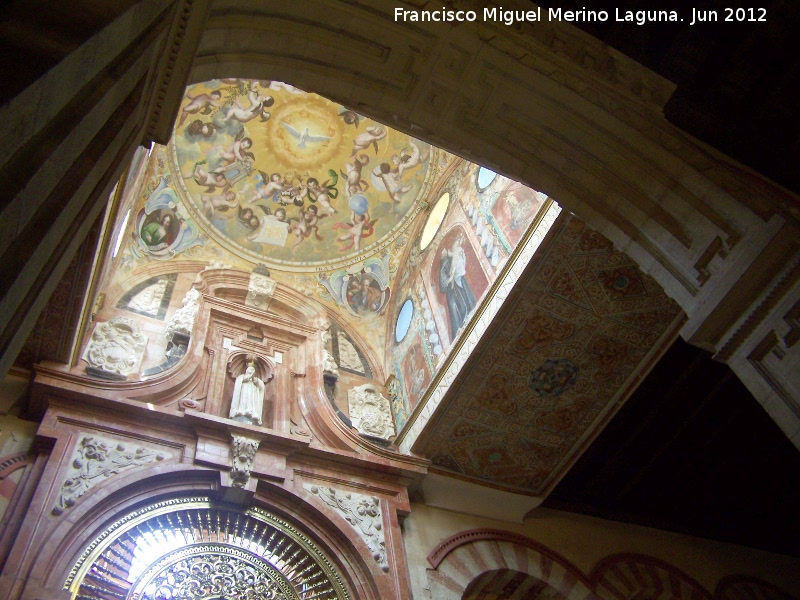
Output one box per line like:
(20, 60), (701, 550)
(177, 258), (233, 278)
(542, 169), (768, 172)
(348, 384), (395, 441)
(304, 484), (388, 572)
(53, 435), (166, 514)
(230, 434), (260, 488)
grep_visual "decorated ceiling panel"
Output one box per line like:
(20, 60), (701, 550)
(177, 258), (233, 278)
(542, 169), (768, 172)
(412, 217), (683, 496)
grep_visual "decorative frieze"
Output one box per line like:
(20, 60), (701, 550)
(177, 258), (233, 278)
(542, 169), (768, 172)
(348, 384), (395, 441)
(230, 434), (260, 488)
(82, 317), (148, 379)
(305, 485), (388, 572)
(53, 435), (166, 514)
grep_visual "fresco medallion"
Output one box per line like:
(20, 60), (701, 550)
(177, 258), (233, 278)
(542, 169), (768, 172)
(169, 79), (437, 271)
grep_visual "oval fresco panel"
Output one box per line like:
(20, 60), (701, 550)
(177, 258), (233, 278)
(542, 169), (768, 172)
(170, 79), (436, 270)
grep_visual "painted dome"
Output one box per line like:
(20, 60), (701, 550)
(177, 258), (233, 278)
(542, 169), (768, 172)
(170, 79), (437, 270)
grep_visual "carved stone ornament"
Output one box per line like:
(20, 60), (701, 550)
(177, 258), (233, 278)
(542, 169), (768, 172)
(348, 384), (395, 441)
(305, 484), (388, 572)
(82, 317), (148, 379)
(165, 288), (201, 342)
(231, 434), (260, 488)
(322, 327), (339, 376)
(246, 272), (278, 310)
(337, 332), (363, 372)
(128, 279), (168, 315)
(53, 435), (166, 514)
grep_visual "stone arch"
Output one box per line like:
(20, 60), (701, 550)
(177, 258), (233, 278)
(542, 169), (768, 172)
(426, 529), (594, 600)
(714, 575), (799, 600)
(17, 467), (382, 600)
(590, 553), (711, 600)
(462, 568), (559, 599)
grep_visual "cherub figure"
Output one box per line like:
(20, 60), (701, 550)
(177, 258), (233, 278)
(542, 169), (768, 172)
(341, 154), (370, 197)
(188, 164), (228, 193)
(201, 189), (238, 219)
(179, 90), (222, 125)
(373, 162), (410, 203)
(251, 172), (287, 204)
(217, 132), (254, 165)
(223, 88), (274, 123)
(288, 205), (326, 248)
(394, 140), (429, 179)
(307, 174), (338, 215)
(351, 126), (386, 155)
(333, 210), (376, 252)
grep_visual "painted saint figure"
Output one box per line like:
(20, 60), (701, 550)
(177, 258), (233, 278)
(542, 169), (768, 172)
(141, 213), (176, 248)
(439, 234), (477, 339)
(230, 362), (265, 425)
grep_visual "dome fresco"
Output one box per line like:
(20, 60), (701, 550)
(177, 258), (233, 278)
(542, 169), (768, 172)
(170, 79), (437, 270)
(102, 79), (554, 433)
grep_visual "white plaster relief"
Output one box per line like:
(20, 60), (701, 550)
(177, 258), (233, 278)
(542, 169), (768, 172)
(337, 332), (363, 372)
(245, 273), (277, 310)
(82, 316), (148, 378)
(322, 327), (339, 376)
(348, 384), (394, 441)
(304, 484), (388, 572)
(166, 288), (201, 342)
(399, 202), (562, 453)
(53, 435), (166, 514)
(128, 279), (168, 315)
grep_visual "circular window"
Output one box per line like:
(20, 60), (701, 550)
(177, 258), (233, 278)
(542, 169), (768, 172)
(420, 192), (449, 250)
(476, 166), (497, 191)
(395, 299), (414, 343)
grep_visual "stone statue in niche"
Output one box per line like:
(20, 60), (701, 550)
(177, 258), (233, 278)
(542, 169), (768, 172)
(348, 384), (395, 441)
(82, 317), (148, 379)
(230, 361), (266, 425)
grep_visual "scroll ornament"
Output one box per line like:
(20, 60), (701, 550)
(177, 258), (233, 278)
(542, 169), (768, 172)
(53, 435), (165, 514)
(306, 484), (388, 571)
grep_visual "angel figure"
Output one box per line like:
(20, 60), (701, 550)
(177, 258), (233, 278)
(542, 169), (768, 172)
(250, 171), (287, 205)
(333, 210), (376, 252)
(288, 205), (326, 248)
(178, 90), (222, 125)
(351, 126), (386, 155)
(223, 87), (274, 123)
(393, 140), (429, 179)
